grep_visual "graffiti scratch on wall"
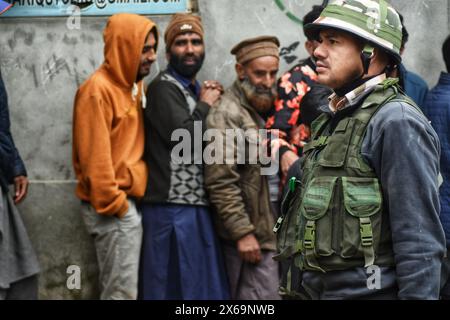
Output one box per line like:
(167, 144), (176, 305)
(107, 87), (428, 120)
(280, 41), (300, 64)
(1, 29), (100, 90)
(42, 54), (72, 86)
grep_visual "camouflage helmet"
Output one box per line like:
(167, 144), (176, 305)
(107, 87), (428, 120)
(304, 0), (403, 63)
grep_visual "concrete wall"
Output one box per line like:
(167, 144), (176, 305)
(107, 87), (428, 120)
(0, 0), (448, 299)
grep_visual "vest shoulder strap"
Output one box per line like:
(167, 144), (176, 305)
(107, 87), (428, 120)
(353, 79), (400, 125)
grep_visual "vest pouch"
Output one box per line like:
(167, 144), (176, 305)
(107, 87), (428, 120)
(340, 177), (382, 267)
(275, 183), (309, 297)
(275, 184), (302, 257)
(301, 176), (337, 258)
(318, 118), (354, 168)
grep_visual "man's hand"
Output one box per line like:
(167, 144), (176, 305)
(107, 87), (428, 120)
(200, 80), (224, 106)
(14, 175), (29, 204)
(281, 150), (299, 177)
(237, 233), (262, 264)
(203, 80), (224, 94)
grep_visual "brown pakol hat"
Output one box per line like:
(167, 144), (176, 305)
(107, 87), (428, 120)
(164, 13), (204, 52)
(231, 35), (280, 65)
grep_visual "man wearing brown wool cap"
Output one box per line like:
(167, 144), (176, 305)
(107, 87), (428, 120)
(139, 13), (229, 300)
(205, 35), (282, 300)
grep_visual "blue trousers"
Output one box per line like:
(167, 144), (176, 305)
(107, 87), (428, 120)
(139, 204), (230, 300)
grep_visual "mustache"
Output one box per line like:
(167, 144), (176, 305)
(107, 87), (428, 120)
(241, 78), (277, 98)
(254, 86), (276, 96)
(241, 77), (277, 113)
(179, 53), (202, 65)
(316, 60), (329, 68)
(169, 51), (205, 78)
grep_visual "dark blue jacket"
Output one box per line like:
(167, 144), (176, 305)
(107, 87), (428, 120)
(0, 131), (14, 176)
(424, 72), (450, 246)
(399, 63), (429, 109)
(0, 69), (27, 189)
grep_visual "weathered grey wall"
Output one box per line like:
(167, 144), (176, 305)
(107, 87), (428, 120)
(0, 0), (448, 299)
(199, 0), (450, 88)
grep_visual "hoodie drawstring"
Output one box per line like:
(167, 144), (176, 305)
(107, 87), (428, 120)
(132, 83), (147, 109)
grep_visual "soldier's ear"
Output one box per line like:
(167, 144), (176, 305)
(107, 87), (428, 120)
(235, 63), (245, 81)
(373, 47), (391, 67)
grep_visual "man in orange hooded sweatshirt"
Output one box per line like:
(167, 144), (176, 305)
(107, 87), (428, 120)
(72, 13), (158, 300)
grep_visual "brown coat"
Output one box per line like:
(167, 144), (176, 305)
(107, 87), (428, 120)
(205, 81), (276, 251)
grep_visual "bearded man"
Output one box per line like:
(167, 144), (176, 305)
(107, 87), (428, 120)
(139, 13), (229, 300)
(204, 36), (281, 300)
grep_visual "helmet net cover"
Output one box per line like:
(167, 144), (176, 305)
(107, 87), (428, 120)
(304, 0), (403, 63)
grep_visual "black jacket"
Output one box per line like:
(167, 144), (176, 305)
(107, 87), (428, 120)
(142, 70), (210, 204)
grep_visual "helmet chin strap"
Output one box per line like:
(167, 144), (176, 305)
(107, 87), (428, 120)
(360, 44), (375, 77)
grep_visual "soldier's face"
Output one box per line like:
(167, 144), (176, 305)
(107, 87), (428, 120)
(313, 29), (364, 89)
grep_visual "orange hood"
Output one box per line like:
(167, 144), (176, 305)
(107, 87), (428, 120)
(102, 13), (158, 88)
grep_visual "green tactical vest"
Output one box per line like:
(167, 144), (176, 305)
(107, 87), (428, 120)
(273, 79), (419, 296)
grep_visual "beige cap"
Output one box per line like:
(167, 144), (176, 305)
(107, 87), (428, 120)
(231, 35), (280, 65)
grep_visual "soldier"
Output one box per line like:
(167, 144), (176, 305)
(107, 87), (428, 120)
(277, 0), (446, 299)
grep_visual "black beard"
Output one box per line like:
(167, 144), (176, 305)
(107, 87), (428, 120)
(240, 77), (277, 115)
(169, 52), (205, 79)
